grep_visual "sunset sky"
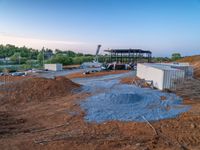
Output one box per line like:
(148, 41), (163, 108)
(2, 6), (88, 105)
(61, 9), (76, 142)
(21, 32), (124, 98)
(0, 0), (200, 56)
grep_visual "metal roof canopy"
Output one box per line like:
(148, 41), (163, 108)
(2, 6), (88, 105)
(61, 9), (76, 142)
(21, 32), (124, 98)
(104, 49), (152, 54)
(104, 49), (152, 63)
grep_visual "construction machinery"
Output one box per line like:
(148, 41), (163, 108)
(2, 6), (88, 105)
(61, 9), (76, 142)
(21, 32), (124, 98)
(80, 44), (102, 69)
(94, 44), (101, 63)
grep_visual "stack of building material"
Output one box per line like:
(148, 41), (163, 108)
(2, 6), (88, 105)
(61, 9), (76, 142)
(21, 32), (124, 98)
(80, 62), (102, 68)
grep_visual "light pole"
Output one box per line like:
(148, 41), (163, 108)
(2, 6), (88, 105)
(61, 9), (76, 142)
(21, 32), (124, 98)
(42, 47), (45, 68)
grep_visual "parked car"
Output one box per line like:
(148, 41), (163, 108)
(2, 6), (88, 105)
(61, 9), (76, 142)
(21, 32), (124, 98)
(11, 72), (26, 76)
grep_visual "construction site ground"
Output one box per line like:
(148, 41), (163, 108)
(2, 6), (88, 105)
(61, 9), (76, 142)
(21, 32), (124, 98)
(177, 55), (200, 79)
(66, 70), (129, 79)
(0, 69), (200, 150)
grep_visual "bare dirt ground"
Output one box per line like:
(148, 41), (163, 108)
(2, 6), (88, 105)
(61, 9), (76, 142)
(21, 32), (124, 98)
(0, 72), (200, 150)
(63, 64), (81, 69)
(0, 76), (32, 82)
(177, 55), (200, 79)
(120, 76), (136, 84)
(120, 76), (151, 88)
(66, 70), (129, 79)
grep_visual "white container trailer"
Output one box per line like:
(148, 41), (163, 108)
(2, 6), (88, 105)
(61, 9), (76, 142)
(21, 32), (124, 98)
(159, 63), (193, 78)
(137, 63), (164, 90)
(137, 63), (185, 90)
(44, 64), (63, 71)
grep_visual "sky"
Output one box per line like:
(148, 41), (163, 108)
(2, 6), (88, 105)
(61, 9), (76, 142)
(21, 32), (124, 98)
(0, 0), (200, 57)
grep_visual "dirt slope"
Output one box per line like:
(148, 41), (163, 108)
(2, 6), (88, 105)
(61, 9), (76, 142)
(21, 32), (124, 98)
(0, 76), (81, 140)
(177, 55), (200, 79)
(0, 76), (80, 105)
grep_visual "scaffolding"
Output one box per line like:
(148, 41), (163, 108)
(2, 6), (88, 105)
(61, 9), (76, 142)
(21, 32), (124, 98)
(104, 49), (152, 63)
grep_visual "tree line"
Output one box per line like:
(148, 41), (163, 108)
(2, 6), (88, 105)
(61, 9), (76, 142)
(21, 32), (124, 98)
(0, 44), (182, 69)
(0, 44), (100, 67)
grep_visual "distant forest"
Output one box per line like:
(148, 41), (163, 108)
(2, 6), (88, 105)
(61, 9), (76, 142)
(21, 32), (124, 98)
(0, 44), (104, 66)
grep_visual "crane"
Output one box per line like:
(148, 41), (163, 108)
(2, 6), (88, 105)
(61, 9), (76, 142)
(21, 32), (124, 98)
(94, 44), (101, 63)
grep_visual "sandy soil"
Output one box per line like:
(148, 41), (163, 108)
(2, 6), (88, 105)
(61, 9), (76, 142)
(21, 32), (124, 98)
(0, 74), (200, 150)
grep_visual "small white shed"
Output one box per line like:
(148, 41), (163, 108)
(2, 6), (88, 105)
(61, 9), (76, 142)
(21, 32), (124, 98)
(137, 63), (185, 90)
(44, 64), (63, 71)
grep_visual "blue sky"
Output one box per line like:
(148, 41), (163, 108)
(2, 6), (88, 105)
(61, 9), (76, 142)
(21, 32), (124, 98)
(0, 0), (200, 56)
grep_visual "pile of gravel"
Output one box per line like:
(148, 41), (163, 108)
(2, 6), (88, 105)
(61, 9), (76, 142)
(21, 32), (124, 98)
(79, 79), (190, 123)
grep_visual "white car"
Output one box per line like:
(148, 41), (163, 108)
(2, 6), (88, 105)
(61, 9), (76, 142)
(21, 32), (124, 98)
(11, 72), (26, 76)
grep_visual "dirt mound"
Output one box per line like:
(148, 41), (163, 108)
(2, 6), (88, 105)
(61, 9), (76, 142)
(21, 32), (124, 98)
(177, 55), (200, 79)
(0, 76), (80, 105)
(0, 76), (32, 82)
(178, 55), (200, 63)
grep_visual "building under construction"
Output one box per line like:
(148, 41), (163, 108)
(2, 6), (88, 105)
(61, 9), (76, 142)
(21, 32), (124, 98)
(104, 49), (152, 64)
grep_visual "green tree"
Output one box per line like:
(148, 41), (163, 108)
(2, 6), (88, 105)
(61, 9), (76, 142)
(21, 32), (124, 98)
(0, 44), (40, 60)
(55, 49), (62, 54)
(171, 53), (181, 61)
(50, 54), (73, 65)
(10, 52), (28, 64)
(67, 50), (76, 57)
(72, 57), (83, 64)
(37, 52), (44, 65)
(10, 53), (21, 64)
(82, 56), (94, 62)
(77, 53), (84, 57)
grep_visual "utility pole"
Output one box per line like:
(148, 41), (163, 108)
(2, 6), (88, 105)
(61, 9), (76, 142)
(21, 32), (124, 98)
(42, 47), (45, 67)
(18, 53), (21, 65)
(30, 51), (32, 68)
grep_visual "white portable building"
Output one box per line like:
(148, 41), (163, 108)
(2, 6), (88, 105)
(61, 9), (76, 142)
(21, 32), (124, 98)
(44, 64), (63, 71)
(137, 63), (185, 90)
(159, 63), (193, 78)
